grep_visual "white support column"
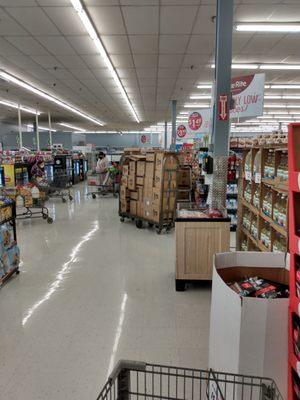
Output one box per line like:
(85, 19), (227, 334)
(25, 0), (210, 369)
(36, 110), (40, 151)
(18, 104), (22, 149)
(48, 111), (53, 149)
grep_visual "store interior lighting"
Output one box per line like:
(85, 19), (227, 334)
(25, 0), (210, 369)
(0, 70), (104, 126)
(235, 23), (300, 32)
(70, 0), (140, 123)
(27, 124), (56, 132)
(211, 64), (300, 70)
(0, 99), (41, 115)
(58, 122), (86, 132)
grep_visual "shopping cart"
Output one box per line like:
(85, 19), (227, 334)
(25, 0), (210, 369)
(87, 168), (119, 199)
(16, 195), (53, 224)
(47, 170), (73, 203)
(96, 361), (283, 400)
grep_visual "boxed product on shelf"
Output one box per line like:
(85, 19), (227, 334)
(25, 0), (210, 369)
(262, 188), (272, 217)
(250, 214), (258, 240)
(260, 221), (272, 250)
(136, 161), (145, 177)
(120, 199), (130, 213)
(242, 210), (251, 231)
(273, 233), (287, 253)
(273, 193), (287, 229)
(243, 182), (251, 203)
(209, 251), (289, 399)
(263, 149), (276, 179)
(120, 186), (130, 199)
(128, 175), (136, 191)
(130, 191), (138, 201)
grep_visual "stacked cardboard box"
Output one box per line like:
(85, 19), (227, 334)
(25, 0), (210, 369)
(119, 150), (178, 224)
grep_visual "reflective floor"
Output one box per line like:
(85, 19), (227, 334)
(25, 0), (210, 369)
(0, 184), (212, 400)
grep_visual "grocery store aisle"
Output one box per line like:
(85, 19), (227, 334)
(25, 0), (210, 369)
(0, 184), (211, 400)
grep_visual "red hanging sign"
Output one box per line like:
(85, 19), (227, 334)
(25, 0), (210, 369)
(177, 125), (187, 138)
(218, 94), (228, 121)
(188, 111), (202, 131)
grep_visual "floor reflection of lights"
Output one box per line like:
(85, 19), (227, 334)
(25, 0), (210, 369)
(22, 221), (99, 326)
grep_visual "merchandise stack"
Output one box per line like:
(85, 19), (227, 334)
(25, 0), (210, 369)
(0, 198), (20, 286)
(119, 149), (179, 233)
(237, 142), (288, 252)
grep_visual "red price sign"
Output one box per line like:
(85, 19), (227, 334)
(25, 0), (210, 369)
(188, 112), (202, 131)
(177, 125), (187, 138)
(140, 134), (147, 144)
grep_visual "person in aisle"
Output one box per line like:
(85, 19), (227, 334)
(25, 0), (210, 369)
(31, 157), (45, 183)
(96, 151), (109, 186)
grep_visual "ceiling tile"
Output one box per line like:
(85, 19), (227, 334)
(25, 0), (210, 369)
(56, 55), (87, 69)
(88, 6), (126, 34)
(31, 55), (64, 69)
(66, 35), (97, 55)
(159, 54), (183, 68)
(129, 35), (158, 54)
(5, 36), (49, 56)
(234, 5), (276, 21)
(240, 33), (284, 55)
(159, 35), (189, 54)
(6, 7), (60, 35)
(110, 54), (134, 68)
(133, 54), (158, 68)
(122, 6), (159, 34)
(160, 6), (198, 34)
(101, 35), (131, 54)
(36, 36), (76, 55)
(0, 9), (28, 35)
(68, 69), (96, 80)
(91, 68), (114, 79)
(5, 55), (40, 70)
(187, 35), (214, 54)
(116, 68), (136, 78)
(232, 32), (253, 53)
(193, 5), (216, 34)
(43, 7), (86, 35)
(158, 68), (179, 78)
(82, 55), (107, 68)
(0, 38), (23, 56)
(138, 77), (156, 86)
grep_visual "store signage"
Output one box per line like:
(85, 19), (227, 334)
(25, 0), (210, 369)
(218, 95), (228, 121)
(177, 125), (187, 138)
(188, 112), (202, 131)
(230, 73), (265, 119)
(177, 109), (211, 141)
(140, 134), (151, 144)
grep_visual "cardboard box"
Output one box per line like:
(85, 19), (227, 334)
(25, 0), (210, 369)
(122, 165), (129, 175)
(128, 175), (136, 191)
(155, 153), (177, 171)
(120, 185), (130, 199)
(209, 252), (289, 399)
(121, 176), (128, 186)
(136, 176), (144, 186)
(144, 178), (153, 197)
(130, 191), (138, 200)
(120, 200), (130, 213)
(138, 186), (143, 202)
(145, 162), (155, 179)
(130, 200), (137, 215)
(137, 201), (143, 217)
(129, 161), (136, 175)
(137, 161), (146, 177)
(154, 171), (177, 189)
(146, 152), (156, 162)
(143, 208), (153, 220)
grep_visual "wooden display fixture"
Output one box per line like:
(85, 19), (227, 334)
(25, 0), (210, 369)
(237, 144), (288, 253)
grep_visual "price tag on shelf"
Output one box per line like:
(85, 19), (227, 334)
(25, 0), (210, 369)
(255, 173), (261, 184)
(245, 171), (252, 181)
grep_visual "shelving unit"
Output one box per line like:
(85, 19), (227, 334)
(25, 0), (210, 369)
(227, 151), (241, 231)
(237, 144), (288, 252)
(288, 123), (300, 400)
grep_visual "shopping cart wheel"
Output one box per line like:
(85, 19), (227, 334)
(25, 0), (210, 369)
(175, 279), (186, 292)
(136, 219), (143, 229)
(148, 222), (154, 228)
(47, 217), (53, 224)
(16, 269), (20, 275)
(120, 217), (125, 222)
(166, 224), (172, 233)
(92, 194), (97, 199)
(62, 198), (67, 203)
(156, 227), (162, 234)
(113, 192), (118, 198)
(69, 195), (73, 201)
(42, 214), (48, 220)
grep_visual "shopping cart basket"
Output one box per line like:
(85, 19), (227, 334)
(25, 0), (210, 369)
(47, 170), (73, 203)
(87, 169), (119, 199)
(96, 361), (283, 400)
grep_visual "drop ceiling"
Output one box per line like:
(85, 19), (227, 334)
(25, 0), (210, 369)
(0, 0), (299, 131)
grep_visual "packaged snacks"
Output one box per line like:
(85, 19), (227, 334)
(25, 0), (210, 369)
(228, 276), (289, 299)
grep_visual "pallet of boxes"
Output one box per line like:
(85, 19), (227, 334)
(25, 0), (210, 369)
(119, 150), (179, 234)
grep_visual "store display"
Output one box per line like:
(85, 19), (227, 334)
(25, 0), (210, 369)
(228, 276), (289, 299)
(237, 144), (288, 252)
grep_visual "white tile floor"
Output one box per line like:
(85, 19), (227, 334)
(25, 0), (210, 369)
(0, 184), (224, 400)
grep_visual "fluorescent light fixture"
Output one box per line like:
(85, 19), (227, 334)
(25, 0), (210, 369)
(197, 84), (213, 89)
(0, 99), (41, 115)
(260, 64), (300, 70)
(27, 124), (56, 132)
(211, 64), (258, 69)
(59, 122), (86, 132)
(236, 23), (300, 32)
(184, 104), (210, 108)
(70, 0), (139, 123)
(179, 111), (189, 115)
(270, 84), (300, 89)
(190, 95), (212, 100)
(0, 70), (104, 126)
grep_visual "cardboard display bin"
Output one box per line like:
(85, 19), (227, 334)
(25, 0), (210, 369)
(209, 251), (289, 399)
